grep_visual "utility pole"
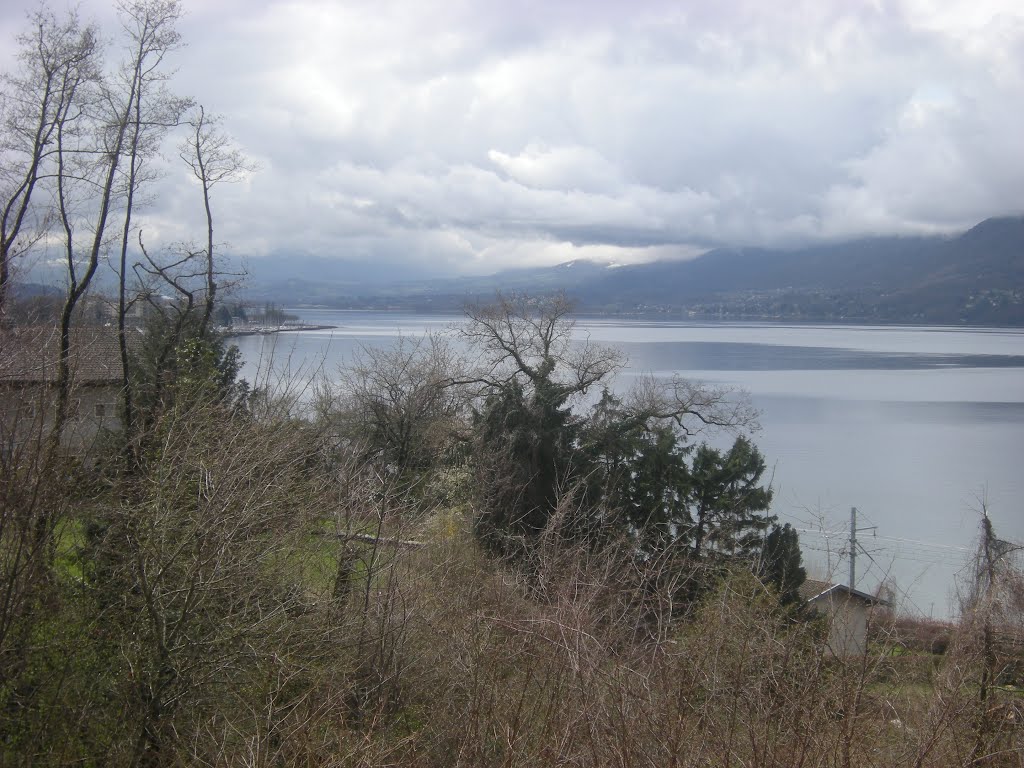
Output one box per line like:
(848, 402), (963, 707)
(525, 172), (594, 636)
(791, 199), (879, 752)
(848, 506), (877, 589)
(850, 507), (857, 589)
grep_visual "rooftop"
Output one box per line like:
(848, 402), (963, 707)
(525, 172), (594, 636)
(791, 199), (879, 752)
(798, 578), (889, 606)
(0, 326), (130, 385)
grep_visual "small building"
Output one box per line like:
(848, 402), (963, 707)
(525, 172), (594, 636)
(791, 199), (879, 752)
(799, 578), (889, 656)
(0, 326), (127, 456)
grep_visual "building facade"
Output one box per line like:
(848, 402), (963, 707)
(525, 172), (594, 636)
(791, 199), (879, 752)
(799, 579), (889, 656)
(1, 326), (127, 456)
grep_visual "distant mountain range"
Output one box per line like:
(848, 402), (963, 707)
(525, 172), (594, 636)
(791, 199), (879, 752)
(244, 215), (1024, 325)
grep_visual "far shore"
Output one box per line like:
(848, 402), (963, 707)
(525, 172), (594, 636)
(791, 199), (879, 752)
(224, 324), (338, 338)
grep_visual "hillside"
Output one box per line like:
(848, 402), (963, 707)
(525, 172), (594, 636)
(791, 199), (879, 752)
(570, 217), (1024, 323)
(246, 216), (1024, 324)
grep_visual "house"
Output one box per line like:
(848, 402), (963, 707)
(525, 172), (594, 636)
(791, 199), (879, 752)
(799, 578), (889, 656)
(0, 325), (128, 456)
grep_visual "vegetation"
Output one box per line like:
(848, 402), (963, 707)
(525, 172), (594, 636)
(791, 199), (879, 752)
(6, 281), (1022, 764)
(1, 3), (1022, 766)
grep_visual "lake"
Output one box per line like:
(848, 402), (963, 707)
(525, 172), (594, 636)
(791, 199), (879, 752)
(233, 310), (1024, 619)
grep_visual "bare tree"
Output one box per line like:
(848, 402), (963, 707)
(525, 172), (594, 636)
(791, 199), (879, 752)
(131, 232), (201, 424)
(78, 394), (338, 765)
(457, 291), (622, 407)
(0, 8), (98, 319)
(178, 104), (256, 336)
(0, 13), (105, 588)
(617, 371), (758, 437)
(455, 293), (617, 552)
(960, 507), (1024, 763)
(47, 1), (189, 451)
(331, 333), (466, 472)
(458, 291), (755, 433)
(111, 0), (191, 441)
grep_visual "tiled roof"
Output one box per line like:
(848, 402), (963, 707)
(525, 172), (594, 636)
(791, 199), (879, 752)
(0, 326), (129, 385)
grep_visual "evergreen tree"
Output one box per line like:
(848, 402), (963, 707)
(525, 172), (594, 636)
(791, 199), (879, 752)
(582, 389), (691, 558)
(472, 376), (583, 555)
(462, 293), (620, 556)
(461, 293), (775, 584)
(760, 523), (807, 604)
(685, 436), (774, 560)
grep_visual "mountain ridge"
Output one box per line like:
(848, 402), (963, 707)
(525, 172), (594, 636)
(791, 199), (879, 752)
(246, 216), (1024, 324)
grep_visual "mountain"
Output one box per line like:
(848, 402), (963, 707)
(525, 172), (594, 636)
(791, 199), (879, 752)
(243, 255), (620, 307)
(247, 216), (1024, 324)
(11, 282), (63, 299)
(568, 217), (1024, 323)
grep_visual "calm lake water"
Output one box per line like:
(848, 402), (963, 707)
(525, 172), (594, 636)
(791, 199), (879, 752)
(233, 310), (1024, 619)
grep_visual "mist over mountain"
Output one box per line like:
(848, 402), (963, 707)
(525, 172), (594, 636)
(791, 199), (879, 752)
(243, 216), (1023, 325)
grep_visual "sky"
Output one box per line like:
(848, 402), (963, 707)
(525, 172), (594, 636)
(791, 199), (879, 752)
(2, 0), (1023, 278)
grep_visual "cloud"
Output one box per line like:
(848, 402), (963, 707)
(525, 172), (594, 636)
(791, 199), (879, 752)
(2, 0), (1023, 276)
(488, 144), (622, 193)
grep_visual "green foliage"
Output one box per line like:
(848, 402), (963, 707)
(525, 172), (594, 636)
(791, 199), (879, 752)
(131, 310), (249, 426)
(247, 301), (296, 325)
(580, 395), (785, 610)
(170, 333), (248, 407)
(464, 295), (788, 603)
(472, 377), (583, 555)
(1, 300), (1016, 765)
(686, 436), (774, 559)
(761, 522), (807, 605)
(581, 389), (691, 557)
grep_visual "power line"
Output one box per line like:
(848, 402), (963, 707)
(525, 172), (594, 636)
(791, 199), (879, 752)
(873, 534), (970, 552)
(797, 528), (972, 573)
(795, 528), (970, 553)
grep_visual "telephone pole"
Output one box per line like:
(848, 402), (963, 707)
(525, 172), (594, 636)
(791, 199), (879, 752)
(850, 507), (857, 589)
(848, 506), (876, 589)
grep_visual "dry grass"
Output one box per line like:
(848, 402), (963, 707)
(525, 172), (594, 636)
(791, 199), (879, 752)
(3, 398), (1022, 766)
(301, 525), (1023, 768)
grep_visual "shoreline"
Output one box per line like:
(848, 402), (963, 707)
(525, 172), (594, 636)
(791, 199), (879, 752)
(224, 324), (338, 338)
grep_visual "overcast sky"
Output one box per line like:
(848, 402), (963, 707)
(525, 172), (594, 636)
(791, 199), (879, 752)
(2, 0), (1023, 277)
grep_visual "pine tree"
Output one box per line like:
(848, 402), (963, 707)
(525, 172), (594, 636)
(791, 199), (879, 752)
(761, 523), (806, 604)
(685, 436), (774, 561)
